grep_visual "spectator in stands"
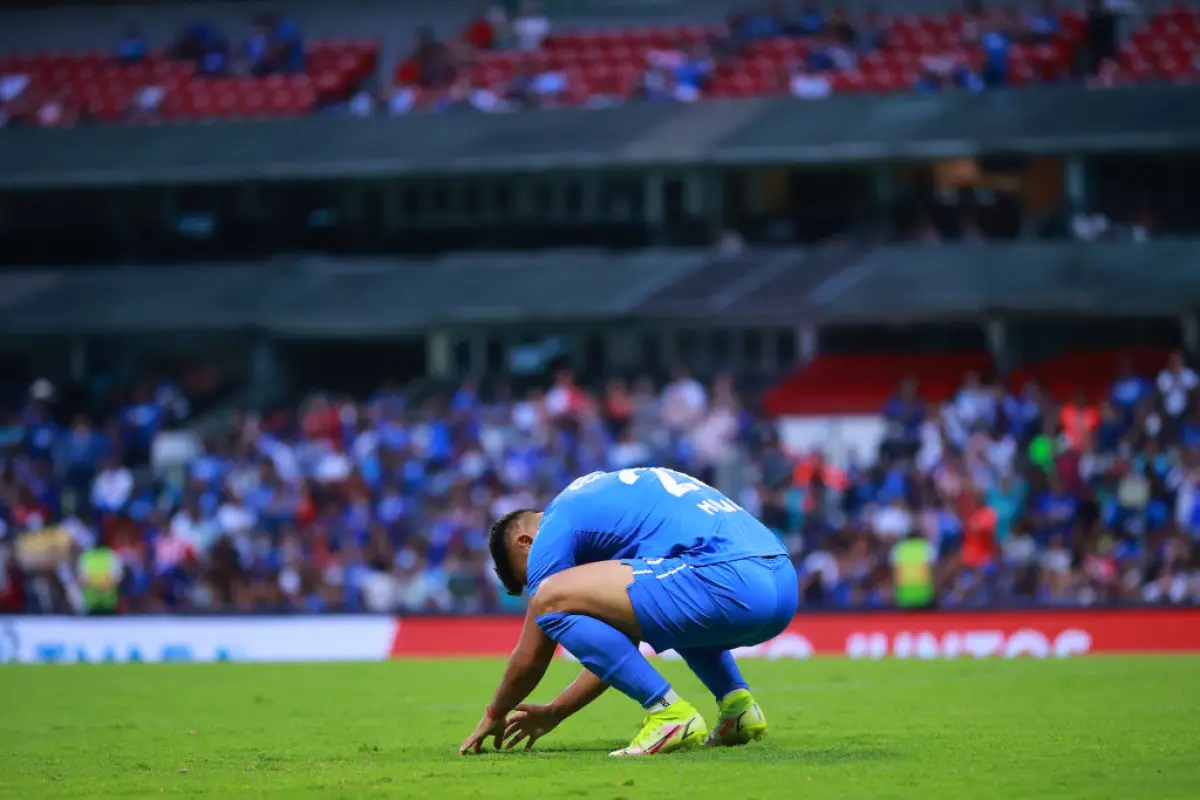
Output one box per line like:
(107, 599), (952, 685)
(173, 21), (222, 62)
(439, 75), (506, 113)
(916, 53), (983, 94)
(513, 0), (550, 52)
(116, 24), (148, 65)
(979, 17), (1013, 88)
(882, 378), (925, 458)
(856, 7), (891, 53)
(60, 414), (107, 502)
(1085, 57), (1122, 89)
(244, 15), (272, 75)
(34, 89), (77, 129)
(828, 7), (857, 49)
(789, 61), (832, 99)
(808, 32), (855, 73)
(673, 43), (714, 102)
(954, 371), (997, 433)
(806, 36), (836, 73)
(1084, 0), (1123, 75)
(529, 66), (569, 108)
(661, 367), (707, 435)
(121, 384), (164, 466)
(960, 0), (984, 46)
(1157, 351), (1198, 427)
(348, 85), (376, 117)
(91, 457), (133, 516)
(1027, 0), (1062, 44)
(465, 4), (497, 51)
(245, 12), (304, 76)
(400, 28), (450, 89)
(1005, 380), (1046, 440)
(272, 13), (306, 74)
(0, 73), (29, 128)
(634, 64), (675, 105)
(387, 83), (419, 115)
(129, 83), (165, 123)
(712, 13), (749, 60)
(504, 64), (534, 108)
(1061, 390), (1099, 452)
(198, 33), (231, 77)
(915, 64), (944, 94)
(792, 0), (827, 37)
(738, 2), (783, 40)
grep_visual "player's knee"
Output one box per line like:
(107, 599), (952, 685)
(530, 573), (571, 617)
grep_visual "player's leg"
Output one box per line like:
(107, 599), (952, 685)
(634, 555), (798, 746)
(677, 647), (767, 745)
(675, 646), (748, 699)
(530, 560), (644, 639)
(530, 562), (708, 755)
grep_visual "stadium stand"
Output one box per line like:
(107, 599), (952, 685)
(5, 341), (1199, 615)
(0, 1), (1198, 124)
(763, 351), (995, 415)
(1006, 346), (1173, 402)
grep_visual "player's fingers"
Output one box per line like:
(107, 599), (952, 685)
(525, 734), (537, 751)
(492, 732), (502, 750)
(505, 731), (526, 749)
(513, 703), (535, 712)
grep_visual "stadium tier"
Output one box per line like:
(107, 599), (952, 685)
(0, 3), (1198, 123)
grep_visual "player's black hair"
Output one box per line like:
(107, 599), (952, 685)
(489, 509), (538, 596)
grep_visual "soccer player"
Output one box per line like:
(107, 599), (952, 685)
(458, 467), (798, 757)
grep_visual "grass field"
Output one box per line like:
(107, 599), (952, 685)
(3, 656), (1198, 799)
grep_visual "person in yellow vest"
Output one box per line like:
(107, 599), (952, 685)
(890, 530), (936, 610)
(77, 546), (123, 615)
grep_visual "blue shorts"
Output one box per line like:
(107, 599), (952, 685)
(622, 554), (799, 654)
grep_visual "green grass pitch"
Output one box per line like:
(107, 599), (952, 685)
(2, 656), (1198, 799)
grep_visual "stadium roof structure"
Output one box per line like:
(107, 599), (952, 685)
(2, 86), (1200, 188)
(2, 240), (1199, 336)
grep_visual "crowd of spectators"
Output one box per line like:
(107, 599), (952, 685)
(842, 351), (1200, 607)
(354, 0), (1144, 116)
(0, 0), (1169, 128)
(2, 349), (1199, 616)
(0, 9), (308, 127)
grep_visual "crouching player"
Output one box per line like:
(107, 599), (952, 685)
(459, 467), (798, 757)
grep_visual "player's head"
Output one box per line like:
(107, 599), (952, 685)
(488, 508), (542, 595)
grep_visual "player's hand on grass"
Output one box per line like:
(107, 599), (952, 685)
(459, 712), (508, 755)
(503, 704), (562, 751)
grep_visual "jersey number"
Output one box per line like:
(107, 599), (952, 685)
(618, 467), (700, 497)
(619, 468), (743, 515)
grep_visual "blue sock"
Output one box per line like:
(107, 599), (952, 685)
(678, 647), (748, 701)
(537, 612), (671, 708)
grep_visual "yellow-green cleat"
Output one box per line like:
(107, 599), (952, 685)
(609, 699), (708, 756)
(704, 689), (767, 746)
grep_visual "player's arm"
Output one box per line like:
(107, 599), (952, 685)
(545, 668), (609, 720)
(458, 606), (556, 755)
(486, 605), (558, 716)
(503, 669), (609, 750)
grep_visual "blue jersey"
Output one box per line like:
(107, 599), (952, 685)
(526, 468), (787, 595)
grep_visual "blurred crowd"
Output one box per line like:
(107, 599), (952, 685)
(0, 369), (759, 614)
(0, 0), (1158, 128)
(2, 349), (1199, 616)
(808, 350), (1200, 609)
